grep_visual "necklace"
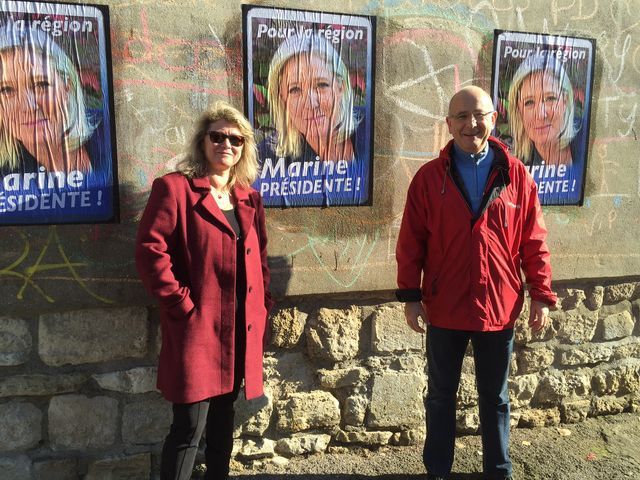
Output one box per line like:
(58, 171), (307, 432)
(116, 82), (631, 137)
(210, 186), (229, 200)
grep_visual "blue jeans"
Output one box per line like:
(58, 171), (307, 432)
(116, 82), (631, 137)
(424, 325), (514, 479)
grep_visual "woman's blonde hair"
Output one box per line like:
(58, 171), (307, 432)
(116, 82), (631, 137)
(267, 34), (359, 158)
(179, 101), (259, 189)
(507, 53), (576, 162)
(0, 23), (95, 170)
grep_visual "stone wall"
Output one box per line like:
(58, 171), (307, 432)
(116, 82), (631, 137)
(1, 279), (639, 478)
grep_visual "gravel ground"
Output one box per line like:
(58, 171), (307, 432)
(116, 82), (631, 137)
(226, 412), (640, 480)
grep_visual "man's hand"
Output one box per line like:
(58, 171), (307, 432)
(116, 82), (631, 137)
(405, 301), (428, 334)
(529, 299), (550, 332)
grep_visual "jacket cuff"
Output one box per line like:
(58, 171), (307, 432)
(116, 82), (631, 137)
(167, 296), (195, 319)
(395, 288), (422, 302)
(529, 290), (558, 309)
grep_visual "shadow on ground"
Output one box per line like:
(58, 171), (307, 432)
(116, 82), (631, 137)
(233, 474), (483, 479)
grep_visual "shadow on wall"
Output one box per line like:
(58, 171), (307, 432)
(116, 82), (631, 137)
(268, 255), (292, 299)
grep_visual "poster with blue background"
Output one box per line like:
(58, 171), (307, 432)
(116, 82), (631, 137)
(243, 5), (375, 207)
(0, 0), (117, 225)
(491, 30), (595, 206)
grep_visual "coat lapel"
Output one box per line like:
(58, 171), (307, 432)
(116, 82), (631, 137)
(191, 176), (235, 235)
(234, 187), (255, 239)
(191, 176), (255, 237)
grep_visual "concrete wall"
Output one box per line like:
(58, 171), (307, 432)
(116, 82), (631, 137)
(1, 0), (639, 478)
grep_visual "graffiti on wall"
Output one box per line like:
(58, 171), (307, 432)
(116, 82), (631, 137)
(0, 0), (638, 302)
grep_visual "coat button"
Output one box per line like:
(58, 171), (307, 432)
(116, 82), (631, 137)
(247, 324), (253, 331)
(246, 248), (251, 255)
(248, 286), (253, 293)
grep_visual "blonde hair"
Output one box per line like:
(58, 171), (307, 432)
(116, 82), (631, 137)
(507, 53), (576, 161)
(0, 23), (95, 170)
(267, 34), (359, 158)
(179, 101), (258, 189)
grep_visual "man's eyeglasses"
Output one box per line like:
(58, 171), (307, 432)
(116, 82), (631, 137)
(207, 131), (245, 147)
(450, 111), (495, 123)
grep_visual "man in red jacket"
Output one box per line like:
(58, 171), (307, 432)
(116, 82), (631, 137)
(396, 86), (557, 480)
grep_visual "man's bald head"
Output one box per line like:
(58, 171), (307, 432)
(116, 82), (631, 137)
(446, 86), (498, 154)
(448, 86), (495, 116)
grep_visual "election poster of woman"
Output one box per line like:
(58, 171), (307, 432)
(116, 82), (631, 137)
(0, 0), (118, 225)
(243, 5), (376, 208)
(491, 30), (595, 206)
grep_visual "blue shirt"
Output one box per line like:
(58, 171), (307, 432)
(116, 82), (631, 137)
(452, 143), (494, 214)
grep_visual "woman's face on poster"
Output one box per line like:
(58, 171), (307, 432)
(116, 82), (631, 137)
(0, 47), (69, 157)
(279, 53), (344, 145)
(518, 71), (568, 149)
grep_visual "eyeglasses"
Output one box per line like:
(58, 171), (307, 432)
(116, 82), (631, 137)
(450, 111), (495, 123)
(207, 131), (245, 147)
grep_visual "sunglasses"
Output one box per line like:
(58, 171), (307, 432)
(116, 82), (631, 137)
(207, 131), (245, 147)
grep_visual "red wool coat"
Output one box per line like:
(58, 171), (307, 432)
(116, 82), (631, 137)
(135, 173), (273, 403)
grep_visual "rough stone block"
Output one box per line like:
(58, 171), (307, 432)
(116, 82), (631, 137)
(592, 362), (640, 397)
(533, 371), (591, 405)
(270, 307), (307, 348)
(457, 373), (478, 408)
(0, 373), (86, 398)
(275, 433), (331, 456)
(560, 400), (590, 424)
(334, 429), (393, 445)
(39, 307), (148, 366)
(557, 344), (613, 366)
(516, 346), (555, 374)
(33, 459), (78, 480)
(0, 316), (32, 366)
(0, 455), (31, 480)
(85, 453), (150, 480)
(518, 408), (561, 427)
(598, 311), (634, 341)
(318, 367), (368, 389)
(306, 307), (361, 363)
(93, 367), (158, 394)
(122, 396), (171, 444)
(371, 304), (423, 353)
(237, 438), (275, 460)
(343, 395), (367, 426)
(509, 373), (540, 409)
(612, 338), (640, 360)
(599, 300), (632, 317)
(556, 308), (598, 344)
(368, 372), (425, 428)
(0, 401), (42, 451)
(604, 282), (638, 304)
(559, 288), (586, 311)
(263, 352), (316, 398)
(234, 387), (273, 437)
(49, 395), (118, 449)
(276, 391), (340, 433)
(585, 285), (604, 310)
(456, 409), (480, 434)
(391, 427), (425, 446)
(590, 396), (627, 417)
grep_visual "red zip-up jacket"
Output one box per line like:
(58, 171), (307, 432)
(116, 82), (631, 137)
(396, 137), (557, 331)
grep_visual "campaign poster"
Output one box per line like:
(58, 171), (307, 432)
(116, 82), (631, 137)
(243, 5), (375, 207)
(0, 1), (118, 225)
(491, 30), (595, 206)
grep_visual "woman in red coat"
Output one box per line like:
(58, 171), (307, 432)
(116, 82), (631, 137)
(135, 101), (273, 480)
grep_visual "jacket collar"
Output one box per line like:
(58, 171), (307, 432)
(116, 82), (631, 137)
(191, 175), (255, 236)
(442, 136), (511, 172)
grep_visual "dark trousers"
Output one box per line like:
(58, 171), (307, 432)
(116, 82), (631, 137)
(423, 325), (514, 479)
(161, 307), (246, 480)
(160, 387), (240, 480)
